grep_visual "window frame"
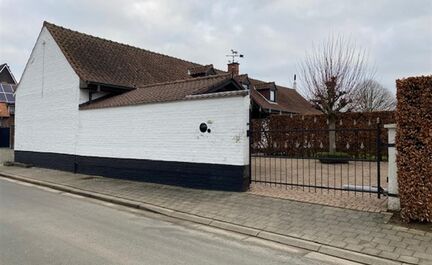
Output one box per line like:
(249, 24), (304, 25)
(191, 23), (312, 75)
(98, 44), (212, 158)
(269, 90), (276, 102)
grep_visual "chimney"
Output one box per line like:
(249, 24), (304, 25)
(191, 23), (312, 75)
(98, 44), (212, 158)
(227, 62), (239, 76)
(293, 74), (297, 89)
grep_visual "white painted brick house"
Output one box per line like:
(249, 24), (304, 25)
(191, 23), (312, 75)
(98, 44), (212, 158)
(15, 22), (251, 191)
(15, 22), (318, 191)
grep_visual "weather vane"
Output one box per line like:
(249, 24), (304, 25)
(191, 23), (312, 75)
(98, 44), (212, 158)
(226, 49), (244, 63)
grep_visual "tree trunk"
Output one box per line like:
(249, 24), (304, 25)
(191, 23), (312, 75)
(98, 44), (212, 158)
(328, 119), (336, 153)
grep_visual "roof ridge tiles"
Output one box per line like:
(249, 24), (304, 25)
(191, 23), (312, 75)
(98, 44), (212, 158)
(189, 64), (214, 68)
(137, 73), (231, 89)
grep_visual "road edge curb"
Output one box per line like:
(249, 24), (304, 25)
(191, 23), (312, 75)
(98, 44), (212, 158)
(0, 172), (404, 265)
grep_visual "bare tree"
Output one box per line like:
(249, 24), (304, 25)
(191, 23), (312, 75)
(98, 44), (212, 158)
(353, 80), (396, 112)
(299, 36), (374, 153)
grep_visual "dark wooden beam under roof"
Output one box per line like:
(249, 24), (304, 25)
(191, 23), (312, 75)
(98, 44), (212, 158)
(83, 81), (136, 93)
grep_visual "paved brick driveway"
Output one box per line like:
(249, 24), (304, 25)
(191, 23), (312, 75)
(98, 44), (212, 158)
(250, 157), (389, 212)
(249, 184), (388, 212)
(251, 157), (388, 190)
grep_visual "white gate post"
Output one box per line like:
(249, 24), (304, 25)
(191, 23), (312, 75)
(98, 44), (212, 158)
(384, 124), (400, 211)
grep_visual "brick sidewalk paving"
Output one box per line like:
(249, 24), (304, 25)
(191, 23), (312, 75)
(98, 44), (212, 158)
(1, 166), (431, 265)
(249, 184), (388, 212)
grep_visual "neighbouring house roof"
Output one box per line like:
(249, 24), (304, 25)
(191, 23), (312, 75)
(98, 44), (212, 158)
(80, 74), (242, 110)
(249, 79), (320, 114)
(275, 85), (321, 114)
(254, 82), (276, 91)
(233, 74), (319, 114)
(0, 63), (17, 85)
(0, 103), (9, 117)
(43, 22), (320, 114)
(250, 88), (286, 113)
(0, 83), (16, 105)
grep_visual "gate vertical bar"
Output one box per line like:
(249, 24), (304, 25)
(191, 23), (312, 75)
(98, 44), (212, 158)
(248, 97), (252, 185)
(376, 123), (382, 198)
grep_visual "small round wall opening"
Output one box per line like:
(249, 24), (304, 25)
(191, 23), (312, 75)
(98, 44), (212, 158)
(199, 123), (208, 133)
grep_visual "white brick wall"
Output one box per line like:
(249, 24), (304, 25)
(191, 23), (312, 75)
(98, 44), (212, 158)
(15, 27), (80, 155)
(16, 26), (250, 167)
(77, 95), (250, 166)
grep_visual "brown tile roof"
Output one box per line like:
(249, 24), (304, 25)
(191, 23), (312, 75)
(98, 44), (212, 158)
(251, 88), (286, 113)
(275, 85), (321, 114)
(185, 90), (248, 100)
(254, 82), (276, 90)
(43, 22), (320, 114)
(234, 74), (249, 84)
(250, 79), (320, 114)
(44, 22), (201, 88)
(80, 74), (237, 109)
(188, 64), (216, 77)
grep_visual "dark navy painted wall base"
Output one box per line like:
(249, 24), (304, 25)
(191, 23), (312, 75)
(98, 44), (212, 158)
(15, 151), (250, 191)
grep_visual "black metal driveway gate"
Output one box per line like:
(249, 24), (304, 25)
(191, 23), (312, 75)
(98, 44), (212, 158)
(250, 125), (385, 198)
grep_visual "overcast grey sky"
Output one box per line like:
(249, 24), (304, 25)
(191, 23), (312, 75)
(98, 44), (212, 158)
(1, 0), (431, 94)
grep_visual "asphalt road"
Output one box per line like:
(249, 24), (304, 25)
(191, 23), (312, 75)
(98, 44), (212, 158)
(0, 177), (349, 265)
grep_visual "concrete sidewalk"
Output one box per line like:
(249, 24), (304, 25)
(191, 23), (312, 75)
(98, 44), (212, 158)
(1, 166), (431, 265)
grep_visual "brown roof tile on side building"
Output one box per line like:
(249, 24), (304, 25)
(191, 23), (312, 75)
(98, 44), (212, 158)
(250, 88), (287, 113)
(254, 82), (276, 91)
(80, 74), (242, 110)
(275, 85), (320, 114)
(188, 64), (217, 77)
(43, 22), (320, 115)
(249, 79), (320, 114)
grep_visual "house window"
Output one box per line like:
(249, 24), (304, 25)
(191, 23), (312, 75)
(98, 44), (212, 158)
(270, 90), (275, 102)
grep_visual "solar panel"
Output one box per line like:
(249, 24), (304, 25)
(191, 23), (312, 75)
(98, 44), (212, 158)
(0, 84), (15, 103)
(5, 93), (14, 102)
(2, 84), (14, 93)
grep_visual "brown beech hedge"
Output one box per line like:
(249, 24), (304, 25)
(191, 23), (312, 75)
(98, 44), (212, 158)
(396, 75), (432, 222)
(251, 111), (394, 158)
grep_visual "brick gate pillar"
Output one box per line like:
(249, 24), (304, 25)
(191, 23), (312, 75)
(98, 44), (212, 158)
(385, 124), (400, 211)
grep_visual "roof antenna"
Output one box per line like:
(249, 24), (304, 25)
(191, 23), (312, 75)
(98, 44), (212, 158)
(226, 49), (244, 63)
(293, 74), (297, 90)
